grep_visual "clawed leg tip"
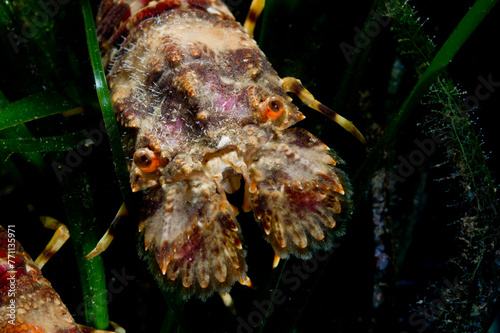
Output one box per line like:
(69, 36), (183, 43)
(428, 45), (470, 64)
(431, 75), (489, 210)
(238, 276), (254, 288)
(272, 253), (281, 269)
(84, 249), (100, 260)
(220, 292), (237, 315)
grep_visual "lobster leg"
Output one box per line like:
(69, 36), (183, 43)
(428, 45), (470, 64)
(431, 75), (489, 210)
(37, 220), (127, 332)
(35, 219), (127, 332)
(0, 224), (124, 332)
(78, 321), (125, 333)
(244, 0), (266, 38)
(86, 203), (128, 259)
(39, 219), (128, 332)
(272, 253), (280, 269)
(219, 292), (236, 315)
(219, 276), (254, 315)
(282, 77), (367, 146)
(35, 216), (70, 269)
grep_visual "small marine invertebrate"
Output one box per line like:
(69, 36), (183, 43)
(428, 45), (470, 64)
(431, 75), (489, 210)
(0, 222), (120, 332)
(92, 0), (363, 298)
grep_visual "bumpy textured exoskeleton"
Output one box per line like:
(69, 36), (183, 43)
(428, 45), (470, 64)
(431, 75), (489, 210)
(96, 0), (355, 298)
(0, 223), (120, 333)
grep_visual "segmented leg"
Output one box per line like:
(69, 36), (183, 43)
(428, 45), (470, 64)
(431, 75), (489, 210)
(86, 203), (128, 259)
(77, 322), (125, 333)
(219, 293), (236, 314)
(272, 253), (280, 269)
(35, 216), (70, 269)
(219, 276), (254, 315)
(109, 322), (126, 333)
(244, 0), (266, 38)
(0, 224), (123, 332)
(282, 77), (367, 146)
(36, 220), (126, 332)
(238, 275), (253, 288)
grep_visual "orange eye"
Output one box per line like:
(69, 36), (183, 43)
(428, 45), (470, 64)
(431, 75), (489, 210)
(266, 95), (284, 120)
(259, 95), (285, 121)
(133, 148), (160, 172)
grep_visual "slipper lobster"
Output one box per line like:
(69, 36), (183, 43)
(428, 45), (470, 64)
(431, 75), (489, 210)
(93, 0), (364, 299)
(0, 223), (121, 332)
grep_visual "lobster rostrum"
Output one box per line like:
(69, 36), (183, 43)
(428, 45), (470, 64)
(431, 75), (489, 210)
(93, 0), (365, 299)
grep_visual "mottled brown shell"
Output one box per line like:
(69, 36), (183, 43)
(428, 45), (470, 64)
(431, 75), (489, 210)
(0, 226), (81, 333)
(97, 0), (351, 298)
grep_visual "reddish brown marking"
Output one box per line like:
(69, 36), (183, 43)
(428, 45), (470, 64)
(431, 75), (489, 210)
(0, 226), (83, 333)
(97, 0), (351, 298)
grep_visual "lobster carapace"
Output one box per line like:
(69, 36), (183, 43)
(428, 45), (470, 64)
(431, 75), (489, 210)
(92, 0), (364, 299)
